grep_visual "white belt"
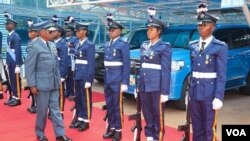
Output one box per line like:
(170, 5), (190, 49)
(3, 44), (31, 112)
(104, 61), (123, 67)
(75, 59), (88, 64)
(141, 63), (161, 70)
(192, 72), (217, 78)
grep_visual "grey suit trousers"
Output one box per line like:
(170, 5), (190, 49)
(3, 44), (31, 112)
(35, 89), (65, 137)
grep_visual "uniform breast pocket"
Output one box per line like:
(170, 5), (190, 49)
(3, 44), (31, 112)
(113, 48), (121, 57)
(38, 52), (51, 61)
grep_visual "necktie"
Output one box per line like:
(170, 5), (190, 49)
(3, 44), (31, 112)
(46, 42), (50, 49)
(200, 42), (206, 53)
(110, 39), (113, 46)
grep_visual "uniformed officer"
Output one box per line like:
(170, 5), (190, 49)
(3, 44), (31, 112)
(135, 7), (171, 141)
(25, 20), (72, 141)
(68, 21), (95, 132)
(4, 12), (22, 106)
(26, 19), (39, 113)
(189, 3), (228, 141)
(102, 13), (130, 141)
(50, 22), (68, 118)
(64, 17), (78, 100)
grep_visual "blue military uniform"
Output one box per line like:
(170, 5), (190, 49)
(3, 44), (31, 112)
(137, 7), (171, 141)
(103, 14), (130, 141)
(70, 22), (95, 132)
(5, 13), (22, 106)
(64, 26), (78, 98)
(189, 3), (228, 141)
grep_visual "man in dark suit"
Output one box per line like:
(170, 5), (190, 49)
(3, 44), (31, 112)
(4, 12), (22, 106)
(25, 20), (71, 141)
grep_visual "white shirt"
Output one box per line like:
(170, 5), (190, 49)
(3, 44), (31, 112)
(109, 36), (120, 46)
(54, 37), (62, 44)
(79, 37), (87, 46)
(199, 36), (213, 50)
(8, 30), (15, 36)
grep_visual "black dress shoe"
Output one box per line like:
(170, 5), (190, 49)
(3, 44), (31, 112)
(78, 121), (89, 132)
(69, 120), (82, 128)
(103, 129), (115, 139)
(61, 113), (64, 119)
(37, 136), (48, 141)
(4, 98), (15, 105)
(27, 106), (36, 113)
(112, 131), (122, 141)
(48, 112), (51, 120)
(8, 99), (21, 106)
(56, 135), (72, 141)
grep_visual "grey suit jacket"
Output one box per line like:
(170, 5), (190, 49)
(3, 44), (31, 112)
(25, 37), (60, 91)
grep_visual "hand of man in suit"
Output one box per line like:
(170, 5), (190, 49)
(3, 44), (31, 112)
(31, 86), (39, 94)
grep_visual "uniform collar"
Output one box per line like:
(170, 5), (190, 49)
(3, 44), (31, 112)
(8, 30), (15, 36)
(110, 36), (120, 45)
(31, 37), (38, 41)
(39, 37), (47, 44)
(148, 38), (161, 47)
(66, 36), (72, 40)
(79, 37), (87, 46)
(54, 37), (62, 43)
(199, 36), (213, 49)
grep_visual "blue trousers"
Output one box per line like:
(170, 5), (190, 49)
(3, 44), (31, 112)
(75, 80), (92, 120)
(190, 99), (217, 141)
(8, 65), (21, 98)
(104, 83), (123, 130)
(65, 67), (74, 97)
(35, 89), (65, 137)
(140, 91), (165, 141)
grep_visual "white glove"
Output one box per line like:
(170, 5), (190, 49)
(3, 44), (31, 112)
(121, 84), (128, 92)
(212, 98), (223, 110)
(161, 95), (169, 103)
(134, 89), (138, 99)
(15, 66), (20, 73)
(60, 78), (65, 82)
(85, 82), (91, 88)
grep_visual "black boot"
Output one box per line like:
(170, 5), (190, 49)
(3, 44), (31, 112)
(112, 131), (122, 141)
(103, 129), (115, 139)
(27, 106), (36, 113)
(69, 120), (82, 128)
(78, 121), (89, 132)
(8, 99), (21, 106)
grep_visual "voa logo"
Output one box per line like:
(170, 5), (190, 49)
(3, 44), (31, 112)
(226, 129), (247, 136)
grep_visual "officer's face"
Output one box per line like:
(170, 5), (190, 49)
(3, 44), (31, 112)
(5, 23), (15, 31)
(147, 26), (161, 40)
(50, 30), (61, 39)
(28, 31), (38, 40)
(108, 28), (121, 39)
(76, 29), (87, 39)
(198, 22), (215, 39)
(39, 29), (53, 41)
(66, 30), (73, 37)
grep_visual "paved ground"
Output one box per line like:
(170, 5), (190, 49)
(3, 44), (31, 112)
(92, 80), (250, 141)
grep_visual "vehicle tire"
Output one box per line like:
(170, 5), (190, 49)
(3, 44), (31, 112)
(95, 78), (104, 83)
(239, 73), (250, 95)
(175, 76), (189, 111)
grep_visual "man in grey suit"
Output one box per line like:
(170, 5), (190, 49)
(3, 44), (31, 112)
(25, 20), (72, 141)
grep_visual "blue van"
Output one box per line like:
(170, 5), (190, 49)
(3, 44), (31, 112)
(127, 24), (250, 110)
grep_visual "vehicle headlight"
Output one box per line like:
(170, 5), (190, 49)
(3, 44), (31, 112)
(95, 53), (99, 59)
(171, 60), (185, 71)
